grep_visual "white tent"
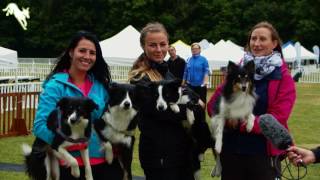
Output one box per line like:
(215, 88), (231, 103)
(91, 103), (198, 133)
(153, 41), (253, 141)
(282, 44), (296, 62)
(170, 40), (191, 60)
(282, 43), (318, 62)
(202, 39), (244, 70)
(199, 39), (210, 50)
(100, 25), (142, 66)
(0, 46), (18, 69)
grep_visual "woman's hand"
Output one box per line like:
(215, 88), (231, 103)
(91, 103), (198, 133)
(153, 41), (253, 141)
(287, 146), (316, 166)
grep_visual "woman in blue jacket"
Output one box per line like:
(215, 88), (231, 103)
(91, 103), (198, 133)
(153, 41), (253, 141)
(182, 43), (210, 104)
(33, 31), (123, 179)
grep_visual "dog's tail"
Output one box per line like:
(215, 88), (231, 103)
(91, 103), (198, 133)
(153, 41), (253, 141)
(21, 142), (49, 179)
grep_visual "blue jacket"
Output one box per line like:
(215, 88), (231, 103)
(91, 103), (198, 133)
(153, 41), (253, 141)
(183, 54), (209, 86)
(33, 72), (109, 158)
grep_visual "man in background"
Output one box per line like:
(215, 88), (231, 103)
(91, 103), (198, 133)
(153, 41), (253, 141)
(167, 45), (186, 80)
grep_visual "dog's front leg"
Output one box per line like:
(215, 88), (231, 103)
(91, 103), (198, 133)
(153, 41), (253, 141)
(102, 142), (114, 164)
(58, 147), (80, 178)
(211, 154), (222, 177)
(170, 104), (180, 113)
(80, 149), (93, 180)
(211, 115), (225, 154)
(245, 114), (255, 132)
(186, 108), (195, 125)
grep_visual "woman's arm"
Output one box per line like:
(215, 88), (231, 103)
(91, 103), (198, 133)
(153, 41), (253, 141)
(249, 65), (296, 134)
(33, 81), (62, 144)
(207, 85), (223, 117)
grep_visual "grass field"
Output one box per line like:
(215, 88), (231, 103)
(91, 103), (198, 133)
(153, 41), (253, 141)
(0, 83), (320, 179)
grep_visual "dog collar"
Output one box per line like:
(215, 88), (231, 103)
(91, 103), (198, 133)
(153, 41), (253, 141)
(56, 107), (89, 143)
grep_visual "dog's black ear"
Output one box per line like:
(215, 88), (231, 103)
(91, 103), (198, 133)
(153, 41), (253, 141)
(108, 82), (119, 91)
(227, 61), (238, 74)
(171, 78), (182, 88)
(57, 97), (69, 108)
(244, 60), (255, 74)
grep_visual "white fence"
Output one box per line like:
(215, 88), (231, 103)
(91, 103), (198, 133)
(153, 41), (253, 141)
(291, 67), (320, 83)
(0, 82), (42, 94)
(0, 63), (132, 82)
(0, 82), (42, 112)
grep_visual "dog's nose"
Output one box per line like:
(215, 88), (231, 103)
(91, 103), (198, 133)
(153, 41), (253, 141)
(124, 101), (131, 109)
(242, 86), (247, 92)
(157, 105), (165, 111)
(70, 119), (78, 124)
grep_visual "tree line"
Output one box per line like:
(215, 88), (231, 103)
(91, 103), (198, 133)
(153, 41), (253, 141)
(0, 0), (319, 58)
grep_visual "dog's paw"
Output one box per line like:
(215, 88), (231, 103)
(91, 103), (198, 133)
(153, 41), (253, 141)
(170, 104), (180, 113)
(246, 114), (255, 132)
(71, 165), (80, 178)
(186, 109), (195, 125)
(123, 136), (132, 147)
(103, 142), (114, 164)
(85, 173), (94, 180)
(194, 169), (201, 180)
(198, 153), (204, 161)
(211, 156), (222, 177)
(211, 164), (222, 177)
(215, 140), (222, 154)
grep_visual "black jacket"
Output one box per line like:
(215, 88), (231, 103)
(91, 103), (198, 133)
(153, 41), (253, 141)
(312, 147), (320, 163)
(167, 56), (186, 80)
(131, 62), (191, 168)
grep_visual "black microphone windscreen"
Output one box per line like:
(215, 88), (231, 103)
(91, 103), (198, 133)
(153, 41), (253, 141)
(259, 114), (293, 150)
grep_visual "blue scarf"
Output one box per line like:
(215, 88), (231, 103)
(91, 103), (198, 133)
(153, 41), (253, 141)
(243, 51), (282, 80)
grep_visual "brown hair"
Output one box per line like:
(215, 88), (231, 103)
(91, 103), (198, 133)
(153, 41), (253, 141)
(191, 43), (201, 49)
(246, 21), (283, 56)
(129, 22), (169, 81)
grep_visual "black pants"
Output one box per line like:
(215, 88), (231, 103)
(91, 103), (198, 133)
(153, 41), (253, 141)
(59, 159), (123, 180)
(187, 85), (207, 104)
(143, 166), (195, 180)
(220, 153), (280, 180)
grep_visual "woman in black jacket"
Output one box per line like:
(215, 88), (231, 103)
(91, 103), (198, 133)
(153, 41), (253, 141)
(128, 22), (194, 180)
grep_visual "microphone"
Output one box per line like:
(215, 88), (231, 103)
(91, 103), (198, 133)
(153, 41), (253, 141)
(259, 114), (307, 178)
(258, 114), (293, 150)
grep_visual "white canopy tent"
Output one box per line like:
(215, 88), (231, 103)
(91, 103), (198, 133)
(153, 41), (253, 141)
(0, 46), (18, 69)
(169, 40), (191, 60)
(202, 39), (244, 70)
(282, 43), (318, 62)
(100, 25), (142, 66)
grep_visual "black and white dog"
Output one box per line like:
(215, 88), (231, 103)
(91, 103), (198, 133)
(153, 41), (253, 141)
(148, 79), (214, 180)
(22, 97), (98, 180)
(210, 60), (256, 176)
(94, 82), (140, 180)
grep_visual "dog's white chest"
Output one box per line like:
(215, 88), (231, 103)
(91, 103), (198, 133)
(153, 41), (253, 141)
(103, 107), (137, 131)
(222, 93), (255, 119)
(70, 118), (88, 139)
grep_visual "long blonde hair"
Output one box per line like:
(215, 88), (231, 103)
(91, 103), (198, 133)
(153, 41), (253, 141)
(128, 22), (168, 82)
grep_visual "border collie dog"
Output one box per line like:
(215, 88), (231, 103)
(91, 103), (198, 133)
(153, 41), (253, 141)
(149, 79), (214, 180)
(94, 82), (139, 180)
(210, 60), (256, 177)
(22, 97), (98, 180)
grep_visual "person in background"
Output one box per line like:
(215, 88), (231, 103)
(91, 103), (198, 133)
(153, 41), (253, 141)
(182, 43), (209, 104)
(129, 22), (195, 180)
(207, 21), (296, 180)
(288, 146), (320, 166)
(167, 45), (186, 80)
(33, 31), (124, 179)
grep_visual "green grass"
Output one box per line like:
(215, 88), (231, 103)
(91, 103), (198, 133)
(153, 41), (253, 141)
(1, 83), (320, 179)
